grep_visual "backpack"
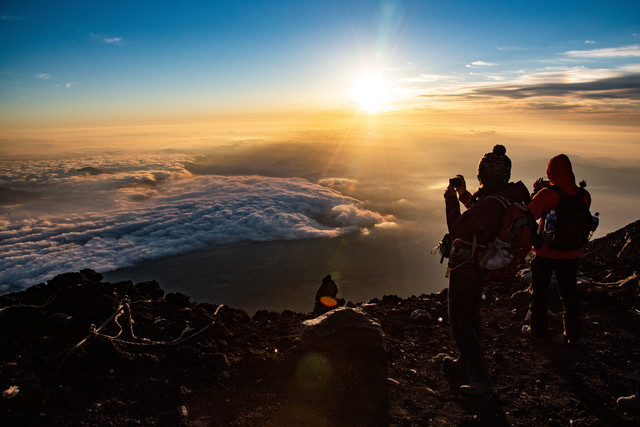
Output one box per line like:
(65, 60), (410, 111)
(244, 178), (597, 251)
(549, 185), (592, 250)
(478, 196), (539, 284)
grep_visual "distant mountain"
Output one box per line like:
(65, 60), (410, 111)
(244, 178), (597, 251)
(77, 167), (112, 175)
(0, 187), (40, 205)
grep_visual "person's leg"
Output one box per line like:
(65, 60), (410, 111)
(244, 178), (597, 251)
(530, 255), (553, 336)
(467, 279), (490, 384)
(554, 258), (581, 341)
(448, 269), (490, 385)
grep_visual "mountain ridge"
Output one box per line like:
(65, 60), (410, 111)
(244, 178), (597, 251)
(1, 221), (639, 426)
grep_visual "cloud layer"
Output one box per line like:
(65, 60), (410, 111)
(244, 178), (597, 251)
(0, 156), (392, 291)
(470, 74), (640, 100)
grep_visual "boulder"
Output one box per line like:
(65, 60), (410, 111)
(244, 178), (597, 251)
(301, 307), (385, 350)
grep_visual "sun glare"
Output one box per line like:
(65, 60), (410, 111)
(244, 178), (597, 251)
(349, 74), (393, 113)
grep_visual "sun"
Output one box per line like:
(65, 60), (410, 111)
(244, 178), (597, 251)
(349, 74), (393, 113)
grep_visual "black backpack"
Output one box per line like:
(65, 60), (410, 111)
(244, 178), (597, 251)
(549, 185), (591, 250)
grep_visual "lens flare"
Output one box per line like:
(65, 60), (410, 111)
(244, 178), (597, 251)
(319, 296), (338, 308)
(295, 352), (332, 391)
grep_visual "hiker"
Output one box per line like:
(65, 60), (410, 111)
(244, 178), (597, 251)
(443, 145), (531, 396)
(522, 154), (592, 344)
(312, 275), (342, 316)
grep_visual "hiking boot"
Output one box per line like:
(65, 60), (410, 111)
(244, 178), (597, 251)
(521, 325), (545, 340)
(459, 382), (493, 396)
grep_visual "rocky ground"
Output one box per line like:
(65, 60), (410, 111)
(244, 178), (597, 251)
(1, 221), (639, 426)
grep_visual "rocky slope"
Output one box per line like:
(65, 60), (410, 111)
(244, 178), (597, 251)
(1, 221), (639, 426)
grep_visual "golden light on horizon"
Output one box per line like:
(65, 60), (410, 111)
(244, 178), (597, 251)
(349, 74), (393, 113)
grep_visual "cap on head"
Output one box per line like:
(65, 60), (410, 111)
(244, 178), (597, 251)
(478, 144), (511, 184)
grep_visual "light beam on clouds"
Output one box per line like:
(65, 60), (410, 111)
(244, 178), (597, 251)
(0, 159), (393, 291)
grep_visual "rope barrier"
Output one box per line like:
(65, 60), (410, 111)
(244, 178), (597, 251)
(92, 303), (223, 347)
(0, 295), (56, 317)
(52, 300), (128, 381)
(52, 298), (224, 380)
(592, 272), (638, 287)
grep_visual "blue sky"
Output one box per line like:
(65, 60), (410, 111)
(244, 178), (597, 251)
(1, 0), (639, 126)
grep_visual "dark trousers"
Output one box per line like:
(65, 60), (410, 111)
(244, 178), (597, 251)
(448, 266), (490, 384)
(530, 255), (581, 340)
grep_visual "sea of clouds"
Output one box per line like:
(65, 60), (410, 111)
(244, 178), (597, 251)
(0, 155), (394, 292)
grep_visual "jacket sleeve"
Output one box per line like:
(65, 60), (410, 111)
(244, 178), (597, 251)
(459, 191), (472, 209)
(527, 188), (558, 220)
(445, 193), (462, 233)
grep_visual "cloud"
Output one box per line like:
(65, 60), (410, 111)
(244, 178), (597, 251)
(103, 37), (124, 44)
(34, 73), (51, 79)
(469, 73), (640, 100)
(564, 45), (640, 58)
(318, 177), (358, 193)
(466, 61), (497, 69)
(468, 72), (505, 81)
(1, 15), (22, 21)
(585, 40), (597, 45)
(91, 33), (125, 45)
(398, 73), (454, 83)
(0, 156), (393, 289)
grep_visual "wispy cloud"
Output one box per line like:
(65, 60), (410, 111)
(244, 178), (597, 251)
(564, 45), (640, 58)
(55, 82), (77, 88)
(397, 73), (455, 83)
(34, 73), (51, 79)
(1, 14), (22, 21)
(465, 60), (497, 68)
(103, 37), (124, 44)
(91, 33), (125, 45)
(585, 40), (597, 45)
(468, 73), (640, 100)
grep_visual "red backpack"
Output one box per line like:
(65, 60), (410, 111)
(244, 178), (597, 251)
(478, 196), (539, 284)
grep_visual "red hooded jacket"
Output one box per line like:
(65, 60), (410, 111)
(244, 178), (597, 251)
(528, 154), (592, 259)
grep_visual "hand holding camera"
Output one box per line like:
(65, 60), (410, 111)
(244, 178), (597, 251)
(533, 177), (550, 191)
(448, 175), (467, 196)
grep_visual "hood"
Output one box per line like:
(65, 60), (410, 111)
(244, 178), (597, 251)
(547, 154), (576, 189)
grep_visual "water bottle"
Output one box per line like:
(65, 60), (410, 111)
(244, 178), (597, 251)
(588, 212), (600, 240)
(543, 209), (557, 243)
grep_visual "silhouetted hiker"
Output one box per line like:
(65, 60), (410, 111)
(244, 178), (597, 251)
(522, 154), (592, 344)
(443, 145), (530, 396)
(312, 274), (343, 316)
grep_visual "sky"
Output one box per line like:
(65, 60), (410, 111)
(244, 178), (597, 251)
(1, 1), (640, 310)
(1, 0), (639, 127)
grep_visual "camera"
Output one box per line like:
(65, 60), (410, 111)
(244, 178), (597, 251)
(449, 177), (462, 188)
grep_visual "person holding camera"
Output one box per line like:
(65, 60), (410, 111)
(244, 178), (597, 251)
(443, 145), (530, 396)
(523, 154), (592, 344)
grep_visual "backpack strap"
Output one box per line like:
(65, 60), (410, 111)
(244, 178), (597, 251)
(485, 194), (510, 211)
